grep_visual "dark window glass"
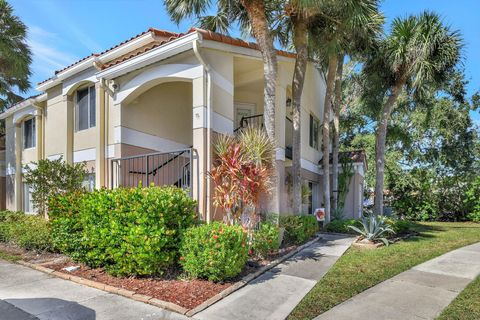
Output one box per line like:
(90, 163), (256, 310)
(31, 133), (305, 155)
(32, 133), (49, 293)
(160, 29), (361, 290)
(309, 114), (319, 149)
(76, 86), (96, 131)
(23, 118), (35, 149)
(89, 86), (96, 127)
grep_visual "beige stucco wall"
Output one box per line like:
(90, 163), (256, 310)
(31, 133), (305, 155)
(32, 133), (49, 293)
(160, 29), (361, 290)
(121, 81), (193, 148)
(44, 85), (67, 158)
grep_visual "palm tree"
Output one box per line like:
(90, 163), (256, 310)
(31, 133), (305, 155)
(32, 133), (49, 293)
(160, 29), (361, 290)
(330, 1), (382, 213)
(164, 0), (278, 141)
(0, 0), (31, 111)
(309, 0), (382, 221)
(364, 11), (462, 215)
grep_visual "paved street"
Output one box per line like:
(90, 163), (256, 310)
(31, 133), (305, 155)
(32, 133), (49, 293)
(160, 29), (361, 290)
(0, 260), (188, 320)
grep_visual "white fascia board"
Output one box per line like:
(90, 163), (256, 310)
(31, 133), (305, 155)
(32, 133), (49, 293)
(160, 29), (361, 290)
(96, 32), (200, 80)
(200, 39), (296, 63)
(0, 93), (47, 120)
(36, 56), (98, 92)
(98, 32), (155, 63)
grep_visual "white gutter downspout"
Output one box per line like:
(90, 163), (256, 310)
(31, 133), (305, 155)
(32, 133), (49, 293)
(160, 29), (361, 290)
(193, 39), (212, 223)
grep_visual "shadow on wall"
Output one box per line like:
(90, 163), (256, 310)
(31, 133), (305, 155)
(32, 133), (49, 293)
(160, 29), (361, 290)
(1, 298), (96, 320)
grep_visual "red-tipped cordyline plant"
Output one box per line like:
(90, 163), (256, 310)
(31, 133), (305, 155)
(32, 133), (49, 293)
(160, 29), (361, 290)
(210, 128), (275, 228)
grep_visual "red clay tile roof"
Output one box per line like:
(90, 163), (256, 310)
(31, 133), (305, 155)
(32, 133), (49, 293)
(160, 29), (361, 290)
(37, 27), (297, 86)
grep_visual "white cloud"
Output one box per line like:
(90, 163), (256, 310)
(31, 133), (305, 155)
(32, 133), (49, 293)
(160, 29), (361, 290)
(26, 25), (79, 81)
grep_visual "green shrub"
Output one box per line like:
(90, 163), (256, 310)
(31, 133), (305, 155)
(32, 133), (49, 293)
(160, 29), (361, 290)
(280, 215), (318, 245)
(385, 217), (413, 234)
(49, 186), (197, 276)
(325, 219), (359, 234)
(180, 222), (248, 281)
(465, 177), (480, 222)
(252, 222), (280, 258)
(0, 211), (53, 251)
(48, 191), (85, 259)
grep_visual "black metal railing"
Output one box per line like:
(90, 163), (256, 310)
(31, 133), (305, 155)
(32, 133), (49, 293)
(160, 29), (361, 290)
(234, 114), (264, 133)
(111, 148), (193, 196)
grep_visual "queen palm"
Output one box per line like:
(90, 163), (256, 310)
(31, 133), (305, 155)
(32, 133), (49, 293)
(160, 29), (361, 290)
(0, 0), (31, 112)
(365, 11), (462, 215)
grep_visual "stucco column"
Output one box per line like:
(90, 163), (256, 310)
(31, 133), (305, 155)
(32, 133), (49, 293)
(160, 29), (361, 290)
(14, 123), (22, 211)
(64, 95), (74, 164)
(95, 82), (106, 188)
(35, 110), (43, 160)
(192, 77), (207, 220)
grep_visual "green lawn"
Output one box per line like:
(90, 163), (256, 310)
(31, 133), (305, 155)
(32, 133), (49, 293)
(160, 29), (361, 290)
(288, 222), (480, 320)
(437, 276), (480, 320)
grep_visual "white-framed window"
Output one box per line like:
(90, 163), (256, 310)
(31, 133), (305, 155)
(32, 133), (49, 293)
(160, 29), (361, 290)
(309, 114), (320, 150)
(82, 172), (95, 191)
(75, 86), (96, 131)
(23, 117), (36, 149)
(23, 183), (35, 213)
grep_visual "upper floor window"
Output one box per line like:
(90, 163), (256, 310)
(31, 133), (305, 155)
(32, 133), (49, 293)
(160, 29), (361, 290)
(76, 86), (96, 131)
(309, 114), (319, 150)
(23, 117), (36, 149)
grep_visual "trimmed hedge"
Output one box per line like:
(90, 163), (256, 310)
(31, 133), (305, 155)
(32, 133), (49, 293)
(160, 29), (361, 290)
(0, 211), (53, 251)
(180, 222), (248, 281)
(280, 215), (318, 245)
(49, 186), (197, 276)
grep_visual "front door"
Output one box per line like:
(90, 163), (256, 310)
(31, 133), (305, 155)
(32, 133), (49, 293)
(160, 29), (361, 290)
(234, 103), (256, 129)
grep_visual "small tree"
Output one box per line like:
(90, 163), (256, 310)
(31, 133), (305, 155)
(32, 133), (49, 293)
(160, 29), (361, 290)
(23, 157), (87, 219)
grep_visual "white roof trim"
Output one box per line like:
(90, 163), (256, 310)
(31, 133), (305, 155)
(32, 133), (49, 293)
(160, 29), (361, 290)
(98, 32), (156, 63)
(96, 32), (200, 80)
(0, 93), (47, 120)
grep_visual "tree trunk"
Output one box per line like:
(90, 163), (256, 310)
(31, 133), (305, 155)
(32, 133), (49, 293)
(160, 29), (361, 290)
(241, 0), (277, 141)
(240, 0), (279, 214)
(374, 80), (404, 215)
(332, 54), (344, 213)
(322, 55), (338, 223)
(291, 19), (308, 214)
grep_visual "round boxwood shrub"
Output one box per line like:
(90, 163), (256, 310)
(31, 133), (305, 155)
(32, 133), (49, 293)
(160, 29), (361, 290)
(252, 222), (280, 258)
(180, 222), (248, 281)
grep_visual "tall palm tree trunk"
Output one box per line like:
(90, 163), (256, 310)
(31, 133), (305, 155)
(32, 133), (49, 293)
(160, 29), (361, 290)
(332, 54), (344, 213)
(374, 80), (404, 215)
(292, 20), (308, 214)
(240, 0), (279, 213)
(241, 0), (277, 140)
(322, 55), (338, 222)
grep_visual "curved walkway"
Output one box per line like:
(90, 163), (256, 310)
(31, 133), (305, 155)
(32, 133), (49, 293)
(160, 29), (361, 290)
(195, 233), (356, 320)
(315, 242), (480, 320)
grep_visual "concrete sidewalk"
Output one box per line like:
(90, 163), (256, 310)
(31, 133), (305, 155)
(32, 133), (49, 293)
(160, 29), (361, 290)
(194, 233), (356, 320)
(315, 242), (480, 320)
(0, 259), (188, 320)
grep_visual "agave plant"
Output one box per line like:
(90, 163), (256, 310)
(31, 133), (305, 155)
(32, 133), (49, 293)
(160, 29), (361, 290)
(348, 215), (395, 246)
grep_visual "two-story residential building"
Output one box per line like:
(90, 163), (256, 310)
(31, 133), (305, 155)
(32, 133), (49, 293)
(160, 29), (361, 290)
(0, 27), (366, 221)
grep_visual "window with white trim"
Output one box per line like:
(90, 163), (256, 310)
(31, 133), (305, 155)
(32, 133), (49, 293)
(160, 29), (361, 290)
(23, 117), (36, 149)
(309, 114), (319, 150)
(76, 86), (96, 131)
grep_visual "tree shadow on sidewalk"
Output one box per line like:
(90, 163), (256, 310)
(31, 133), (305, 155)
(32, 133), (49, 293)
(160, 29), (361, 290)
(1, 298), (96, 320)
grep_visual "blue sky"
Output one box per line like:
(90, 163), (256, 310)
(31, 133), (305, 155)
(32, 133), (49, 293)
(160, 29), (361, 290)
(9, 0), (480, 122)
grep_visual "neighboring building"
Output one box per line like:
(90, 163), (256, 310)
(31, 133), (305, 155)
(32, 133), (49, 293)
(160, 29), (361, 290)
(0, 27), (365, 221)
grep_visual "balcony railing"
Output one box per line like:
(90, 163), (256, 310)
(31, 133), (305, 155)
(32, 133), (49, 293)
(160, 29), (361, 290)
(110, 148), (193, 196)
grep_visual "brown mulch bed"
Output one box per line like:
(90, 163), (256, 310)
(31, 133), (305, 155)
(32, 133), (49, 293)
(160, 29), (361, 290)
(41, 244), (299, 310)
(1, 241), (300, 310)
